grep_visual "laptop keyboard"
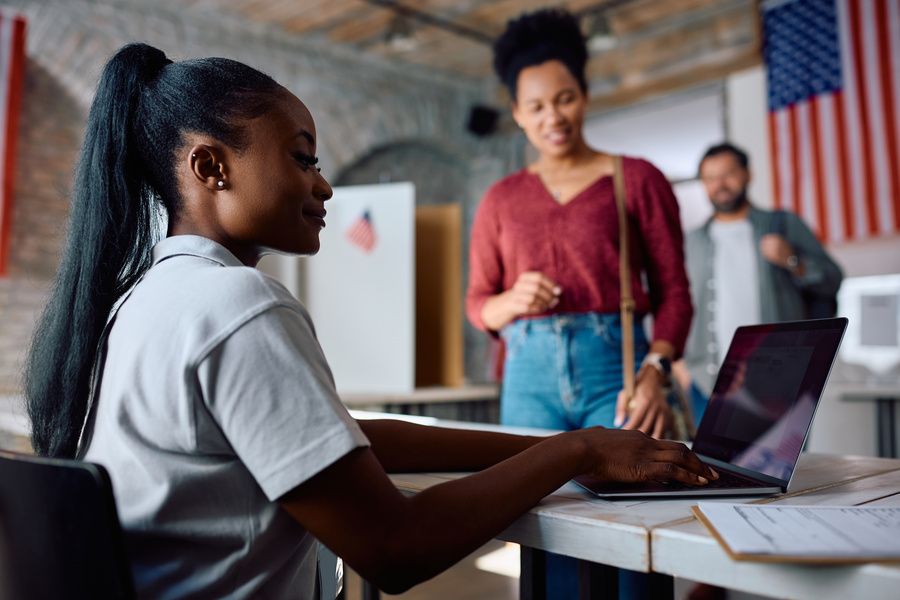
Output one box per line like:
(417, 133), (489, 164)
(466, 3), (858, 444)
(575, 467), (770, 495)
(697, 468), (765, 489)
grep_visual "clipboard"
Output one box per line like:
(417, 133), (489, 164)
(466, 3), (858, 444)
(691, 504), (900, 564)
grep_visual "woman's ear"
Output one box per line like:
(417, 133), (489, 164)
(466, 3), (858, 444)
(187, 144), (229, 191)
(510, 101), (523, 130)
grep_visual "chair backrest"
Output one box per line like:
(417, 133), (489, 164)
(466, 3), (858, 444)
(0, 451), (135, 599)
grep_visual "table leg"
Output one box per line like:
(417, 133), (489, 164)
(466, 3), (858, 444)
(577, 560), (618, 599)
(520, 546), (547, 600)
(876, 398), (897, 458)
(646, 572), (674, 599)
(361, 579), (380, 600)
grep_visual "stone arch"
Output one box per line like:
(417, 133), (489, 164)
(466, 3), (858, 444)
(333, 139), (471, 207)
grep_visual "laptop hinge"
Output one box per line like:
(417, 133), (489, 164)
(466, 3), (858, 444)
(699, 454), (788, 489)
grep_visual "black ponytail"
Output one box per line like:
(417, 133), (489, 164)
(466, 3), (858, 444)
(24, 43), (281, 457)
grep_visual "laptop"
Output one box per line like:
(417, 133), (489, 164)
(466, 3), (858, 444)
(574, 317), (848, 498)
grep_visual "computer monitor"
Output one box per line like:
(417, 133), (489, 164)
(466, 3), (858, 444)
(836, 274), (900, 382)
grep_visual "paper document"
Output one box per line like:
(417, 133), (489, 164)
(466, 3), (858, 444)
(693, 503), (900, 562)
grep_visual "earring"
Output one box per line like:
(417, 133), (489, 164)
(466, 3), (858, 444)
(217, 180), (225, 188)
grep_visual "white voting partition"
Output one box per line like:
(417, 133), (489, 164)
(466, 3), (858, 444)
(304, 182), (415, 394)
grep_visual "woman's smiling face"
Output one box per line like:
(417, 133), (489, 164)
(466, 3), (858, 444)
(224, 90), (333, 257)
(512, 59), (588, 159)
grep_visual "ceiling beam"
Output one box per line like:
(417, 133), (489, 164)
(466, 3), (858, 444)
(358, 0), (495, 45)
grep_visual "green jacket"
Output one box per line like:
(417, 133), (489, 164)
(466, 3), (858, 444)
(683, 206), (844, 393)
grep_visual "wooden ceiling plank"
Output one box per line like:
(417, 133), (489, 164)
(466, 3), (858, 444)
(588, 46), (760, 112)
(236, 0), (308, 21)
(610, 0), (740, 34)
(278, 0), (364, 33)
(326, 7), (395, 44)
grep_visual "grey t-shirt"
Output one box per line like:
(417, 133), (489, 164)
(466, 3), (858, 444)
(709, 219), (761, 363)
(80, 235), (370, 599)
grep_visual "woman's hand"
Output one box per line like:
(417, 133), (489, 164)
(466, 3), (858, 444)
(481, 271), (561, 331)
(614, 366), (673, 439)
(572, 427), (717, 485)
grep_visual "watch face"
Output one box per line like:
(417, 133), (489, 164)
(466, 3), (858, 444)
(659, 357), (672, 374)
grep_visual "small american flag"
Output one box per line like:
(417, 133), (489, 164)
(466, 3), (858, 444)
(345, 210), (377, 253)
(0, 13), (25, 276)
(763, 0), (900, 243)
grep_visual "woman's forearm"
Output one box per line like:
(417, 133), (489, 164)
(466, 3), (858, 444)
(358, 418), (547, 472)
(383, 431), (588, 588)
(282, 427), (712, 593)
(480, 292), (514, 331)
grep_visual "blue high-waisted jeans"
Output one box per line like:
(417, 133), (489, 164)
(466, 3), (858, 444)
(500, 312), (649, 431)
(500, 312), (650, 600)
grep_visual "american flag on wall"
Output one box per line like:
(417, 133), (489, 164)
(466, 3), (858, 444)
(763, 0), (900, 243)
(0, 13), (24, 276)
(345, 210), (377, 253)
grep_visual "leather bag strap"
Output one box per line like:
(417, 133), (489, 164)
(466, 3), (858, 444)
(613, 155), (636, 401)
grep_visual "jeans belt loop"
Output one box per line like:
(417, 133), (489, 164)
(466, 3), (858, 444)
(590, 313), (605, 336)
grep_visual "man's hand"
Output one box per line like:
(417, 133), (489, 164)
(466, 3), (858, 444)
(760, 234), (798, 271)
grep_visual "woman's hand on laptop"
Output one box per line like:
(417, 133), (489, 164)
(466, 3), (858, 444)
(615, 365), (673, 439)
(573, 428), (718, 485)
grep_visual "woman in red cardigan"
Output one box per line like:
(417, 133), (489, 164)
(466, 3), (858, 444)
(467, 8), (693, 441)
(466, 10), (694, 598)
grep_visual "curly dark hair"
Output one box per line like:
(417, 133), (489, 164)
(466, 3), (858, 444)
(492, 8), (588, 101)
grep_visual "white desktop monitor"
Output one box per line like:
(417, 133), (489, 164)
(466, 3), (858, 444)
(836, 274), (900, 377)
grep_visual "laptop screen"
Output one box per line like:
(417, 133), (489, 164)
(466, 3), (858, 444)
(691, 318), (847, 483)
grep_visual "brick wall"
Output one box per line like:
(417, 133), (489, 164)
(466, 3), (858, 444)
(0, 0), (521, 393)
(0, 56), (84, 393)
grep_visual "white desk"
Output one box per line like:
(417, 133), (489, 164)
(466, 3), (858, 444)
(340, 385), (499, 421)
(652, 466), (900, 599)
(387, 452), (900, 599)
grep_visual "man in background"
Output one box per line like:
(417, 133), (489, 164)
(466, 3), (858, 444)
(676, 142), (844, 415)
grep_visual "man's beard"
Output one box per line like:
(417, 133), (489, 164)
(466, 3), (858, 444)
(712, 188), (749, 214)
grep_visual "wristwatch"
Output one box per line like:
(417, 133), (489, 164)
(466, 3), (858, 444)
(641, 352), (672, 385)
(786, 254), (801, 274)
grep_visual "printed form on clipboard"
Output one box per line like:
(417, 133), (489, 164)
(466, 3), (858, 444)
(692, 503), (900, 563)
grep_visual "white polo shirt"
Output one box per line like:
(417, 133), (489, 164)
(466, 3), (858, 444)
(80, 235), (369, 599)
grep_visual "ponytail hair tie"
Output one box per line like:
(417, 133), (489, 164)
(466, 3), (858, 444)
(134, 44), (172, 83)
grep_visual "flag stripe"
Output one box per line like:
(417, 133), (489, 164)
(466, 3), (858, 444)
(788, 104), (802, 216)
(809, 96), (829, 239)
(817, 94), (844, 242)
(768, 111), (783, 210)
(875, 0), (900, 231)
(831, 92), (856, 240)
(836, 0), (868, 240)
(0, 15), (24, 276)
(777, 109), (793, 216)
(796, 100), (818, 232)
(847, 0), (879, 236)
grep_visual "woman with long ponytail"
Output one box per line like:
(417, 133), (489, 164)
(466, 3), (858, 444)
(24, 43), (714, 598)
(26, 45), (168, 457)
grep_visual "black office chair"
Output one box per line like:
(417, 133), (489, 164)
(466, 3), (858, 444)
(0, 450), (135, 599)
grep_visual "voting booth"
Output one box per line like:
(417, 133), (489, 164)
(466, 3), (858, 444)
(305, 182), (416, 395)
